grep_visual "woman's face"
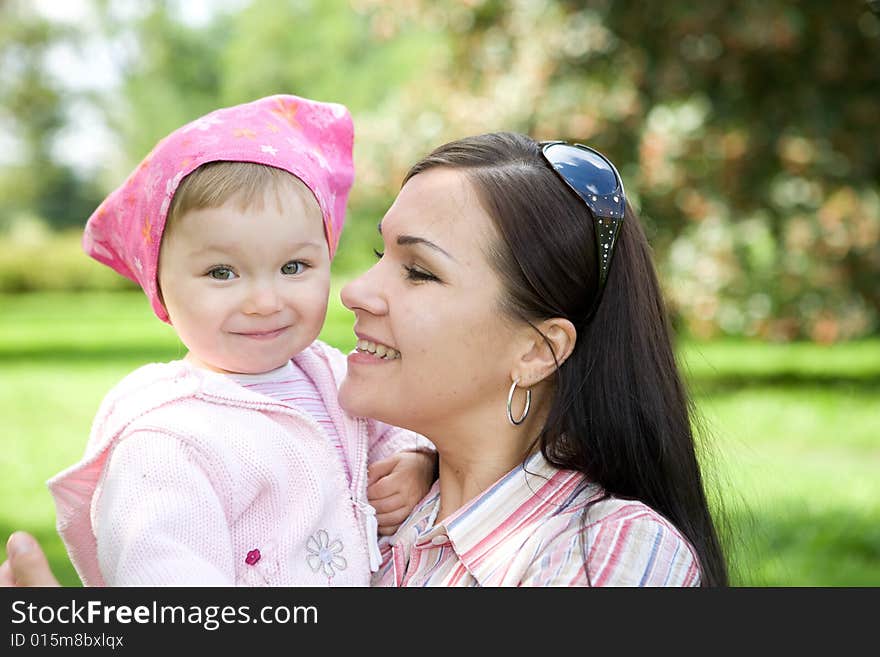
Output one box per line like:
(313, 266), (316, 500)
(338, 167), (523, 438)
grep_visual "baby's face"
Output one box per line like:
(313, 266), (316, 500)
(157, 182), (330, 374)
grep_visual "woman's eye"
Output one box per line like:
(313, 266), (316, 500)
(281, 261), (306, 275)
(403, 265), (439, 283)
(207, 267), (236, 280)
(372, 248), (384, 260)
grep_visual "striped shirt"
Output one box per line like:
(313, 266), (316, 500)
(372, 450), (701, 587)
(228, 360), (350, 482)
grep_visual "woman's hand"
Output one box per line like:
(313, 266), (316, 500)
(0, 532), (61, 586)
(367, 451), (437, 536)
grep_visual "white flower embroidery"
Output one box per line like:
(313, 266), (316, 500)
(306, 530), (347, 578)
(260, 144), (278, 156)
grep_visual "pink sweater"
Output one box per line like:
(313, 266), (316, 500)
(48, 341), (433, 586)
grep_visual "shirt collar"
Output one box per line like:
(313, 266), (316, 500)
(393, 451), (593, 585)
(225, 359), (297, 386)
(444, 450), (577, 551)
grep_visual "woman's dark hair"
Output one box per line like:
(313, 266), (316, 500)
(404, 132), (729, 586)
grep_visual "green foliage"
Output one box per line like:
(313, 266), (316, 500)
(98, 5), (232, 168)
(222, 0), (446, 112)
(357, 0), (880, 341)
(0, 226), (136, 292)
(0, 3), (104, 229)
(1, 0), (878, 339)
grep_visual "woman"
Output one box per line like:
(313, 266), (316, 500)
(2, 132), (727, 586)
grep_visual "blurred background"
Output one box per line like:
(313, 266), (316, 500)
(1, 0), (878, 585)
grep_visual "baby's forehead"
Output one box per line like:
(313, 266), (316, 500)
(226, 174), (322, 215)
(168, 162), (324, 229)
(160, 201), (330, 262)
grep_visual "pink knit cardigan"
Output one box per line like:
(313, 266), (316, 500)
(48, 341), (433, 586)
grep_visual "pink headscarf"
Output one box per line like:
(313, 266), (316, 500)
(82, 94), (354, 323)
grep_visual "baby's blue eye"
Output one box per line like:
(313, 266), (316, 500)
(208, 267), (235, 280)
(281, 261), (305, 275)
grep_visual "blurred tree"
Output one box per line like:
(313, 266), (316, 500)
(0, 2), (102, 230)
(92, 0), (231, 170)
(603, 0), (880, 342)
(221, 0), (444, 113)
(361, 0), (880, 341)
(2, 0), (877, 340)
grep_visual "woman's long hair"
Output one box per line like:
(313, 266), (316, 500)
(404, 132), (729, 586)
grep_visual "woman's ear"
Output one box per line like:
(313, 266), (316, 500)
(510, 317), (576, 387)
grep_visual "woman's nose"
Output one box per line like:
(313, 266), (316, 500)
(341, 263), (387, 316)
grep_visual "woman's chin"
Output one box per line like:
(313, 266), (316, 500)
(338, 379), (369, 417)
(339, 379), (402, 427)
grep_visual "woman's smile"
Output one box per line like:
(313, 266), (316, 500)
(350, 334), (402, 363)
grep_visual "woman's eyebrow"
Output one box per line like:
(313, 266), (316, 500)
(396, 234), (455, 261)
(377, 222), (455, 261)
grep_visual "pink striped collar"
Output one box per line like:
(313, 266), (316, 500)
(393, 451), (600, 585)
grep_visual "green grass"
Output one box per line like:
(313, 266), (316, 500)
(1, 290), (878, 586)
(676, 338), (880, 585)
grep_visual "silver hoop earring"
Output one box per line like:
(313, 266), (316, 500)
(507, 379), (531, 426)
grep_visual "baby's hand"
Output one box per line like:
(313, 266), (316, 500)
(367, 451), (437, 536)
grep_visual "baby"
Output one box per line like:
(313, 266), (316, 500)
(48, 94), (434, 586)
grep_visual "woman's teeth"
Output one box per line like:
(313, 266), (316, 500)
(356, 339), (401, 360)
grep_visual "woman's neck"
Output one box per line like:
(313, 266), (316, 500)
(431, 415), (544, 522)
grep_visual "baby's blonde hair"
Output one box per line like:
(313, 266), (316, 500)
(165, 161), (312, 235)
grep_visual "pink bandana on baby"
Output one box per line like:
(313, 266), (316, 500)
(82, 94), (354, 323)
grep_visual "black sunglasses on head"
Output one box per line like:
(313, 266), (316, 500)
(539, 141), (626, 293)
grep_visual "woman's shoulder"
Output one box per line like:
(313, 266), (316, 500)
(581, 494), (687, 534)
(505, 459), (700, 585)
(533, 490), (701, 586)
(528, 461), (693, 547)
(528, 479), (689, 545)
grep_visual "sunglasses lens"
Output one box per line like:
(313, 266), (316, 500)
(543, 143), (619, 197)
